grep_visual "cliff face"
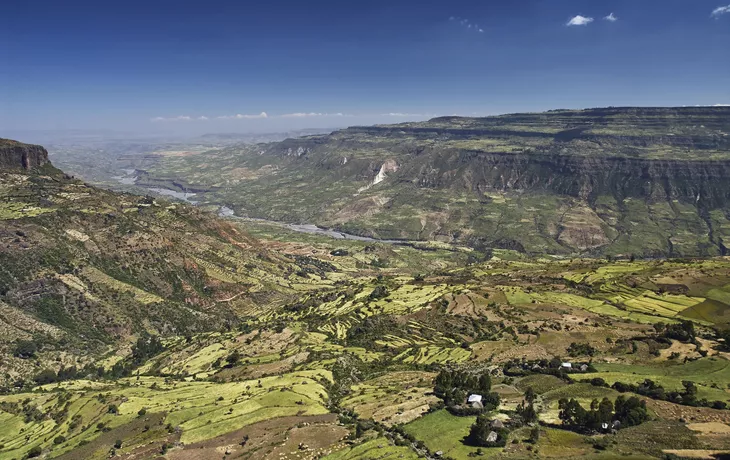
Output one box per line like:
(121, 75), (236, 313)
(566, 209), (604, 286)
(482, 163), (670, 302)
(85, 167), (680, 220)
(130, 107), (730, 256)
(404, 150), (730, 209)
(0, 139), (49, 170)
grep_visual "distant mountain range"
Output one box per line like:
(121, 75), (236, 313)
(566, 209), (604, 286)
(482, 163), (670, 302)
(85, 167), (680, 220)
(127, 107), (730, 258)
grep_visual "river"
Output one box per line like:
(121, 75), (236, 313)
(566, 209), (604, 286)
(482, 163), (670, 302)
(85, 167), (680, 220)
(220, 207), (402, 243)
(114, 171), (398, 244)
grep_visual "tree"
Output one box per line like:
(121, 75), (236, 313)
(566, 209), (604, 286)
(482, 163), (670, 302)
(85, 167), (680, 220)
(597, 398), (614, 426)
(681, 381), (698, 406)
(13, 340), (38, 359)
(225, 350), (241, 367)
(114, 439), (123, 449)
(614, 396), (649, 427)
(529, 426), (540, 443)
(33, 368), (58, 385)
(28, 446), (43, 458)
(466, 415), (507, 447)
(478, 373), (492, 394)
(524, 387), (537, 404)
(517, 401), (538, 424)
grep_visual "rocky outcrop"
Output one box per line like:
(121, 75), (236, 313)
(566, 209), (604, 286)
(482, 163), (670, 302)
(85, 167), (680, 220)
(404, 150), (730, 209)
(0, 139), (49, 170)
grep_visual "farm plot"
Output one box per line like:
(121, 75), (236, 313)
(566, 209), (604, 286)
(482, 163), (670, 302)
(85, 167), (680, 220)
(340, 371), (437, 425)
(572, 358), (730, 402)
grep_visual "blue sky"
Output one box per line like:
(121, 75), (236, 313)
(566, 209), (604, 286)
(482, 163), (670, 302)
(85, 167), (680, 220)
(1, 0), (729, 135)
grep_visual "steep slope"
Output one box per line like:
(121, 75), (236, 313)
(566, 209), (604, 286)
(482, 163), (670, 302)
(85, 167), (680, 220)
(134, 107), (730, 257)
(0, 140), (341, 384)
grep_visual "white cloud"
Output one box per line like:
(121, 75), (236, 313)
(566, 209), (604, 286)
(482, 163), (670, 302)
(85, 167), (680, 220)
(604, 12), (618, 22)
(150, 115), (192, 122)
(382, 113), (431, 117)
(450, 16), (482, 34)
(714, 103), (730, 107)
(217, 112), (268, 120)
(567, 15), (594, 26)
(198, 116), (209, 120)
(280, 112), (346, 118)
(712, 5), (730, 17)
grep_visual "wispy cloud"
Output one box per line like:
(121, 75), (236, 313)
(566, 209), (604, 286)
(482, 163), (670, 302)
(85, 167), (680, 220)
(217, 112), (268, 120)
(280, 112), (346, 118)
(381, 113), (432, 117)
(714, 103), (730, 107)
(150, 115), (192, 122)
(449, 16), (484, 33)
(712, 5), (730, 17)
(604, 12), (618, 22)
(567, 15), (594, 26)
(150, 111), (437, 122)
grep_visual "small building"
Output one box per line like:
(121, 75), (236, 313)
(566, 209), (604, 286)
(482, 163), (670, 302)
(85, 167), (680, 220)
(486, 431), (499, 443)
(561, 362), (572, 369)
(579, 364), (589, 372)
(435, 451), (443, 457)
(467, 394), (483, 404)
(491, 419), (505, 429)
(471, 400), (484, 410)
(601, 422), (609, 431)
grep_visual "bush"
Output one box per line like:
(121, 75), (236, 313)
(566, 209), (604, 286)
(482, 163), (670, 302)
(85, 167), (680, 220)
(53, 435), (66, 445)
(27, 446), (43, 458)
(13, 340), (38, 359)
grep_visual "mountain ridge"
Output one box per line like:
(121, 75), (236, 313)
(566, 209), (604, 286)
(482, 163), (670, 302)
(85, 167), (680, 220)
(128, 106), (730, 257)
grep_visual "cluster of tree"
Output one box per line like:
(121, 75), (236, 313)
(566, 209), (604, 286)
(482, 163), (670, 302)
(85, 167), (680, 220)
(466, 386), (539, 448)
(434, 369), (500, 412)
(558, 396), (649, 433)
(13, 339), (39, 359)
(590, 378), (728, 410)
(465, 415), (509, 447)
(715, 328), (730, 351)
(515, 387), (538, 424)
(28, 335), (166, 387)
(566, 342), (596, 357)
(503, 357), (595, 379)
(655, 321), (695, 343)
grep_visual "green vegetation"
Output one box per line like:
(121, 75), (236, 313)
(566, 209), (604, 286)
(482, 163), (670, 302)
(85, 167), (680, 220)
(116, 107), (730, 257)
(1, 138), (730, 459)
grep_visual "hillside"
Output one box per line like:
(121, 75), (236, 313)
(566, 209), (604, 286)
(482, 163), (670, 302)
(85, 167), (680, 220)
(132, 107), (730, 257)
(0, 141), (366, 385)
(2, 140), (730, 459)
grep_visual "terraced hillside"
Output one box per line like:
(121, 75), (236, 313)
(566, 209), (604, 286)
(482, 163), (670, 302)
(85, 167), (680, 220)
(0, 140), (372, 386)
(133, 107), (730, 257)
(3, 138), (730, 460)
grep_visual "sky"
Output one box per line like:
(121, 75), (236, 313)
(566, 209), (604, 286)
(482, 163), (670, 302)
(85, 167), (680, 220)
(1, 0), (729, 136)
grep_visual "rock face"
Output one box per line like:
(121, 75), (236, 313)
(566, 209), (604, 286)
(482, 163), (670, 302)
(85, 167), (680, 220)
(130, 107), (730, 256)
(0, 139), (49, 170)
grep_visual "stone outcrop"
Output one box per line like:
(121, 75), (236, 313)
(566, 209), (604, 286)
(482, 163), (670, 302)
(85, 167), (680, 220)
(0, 139), (49, 170)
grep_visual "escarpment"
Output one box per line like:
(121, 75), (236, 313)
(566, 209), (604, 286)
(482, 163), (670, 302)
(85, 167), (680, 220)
(116, 107), (730, 256)
(404, 151), (730, 209)
(0, 139), (49, 170)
